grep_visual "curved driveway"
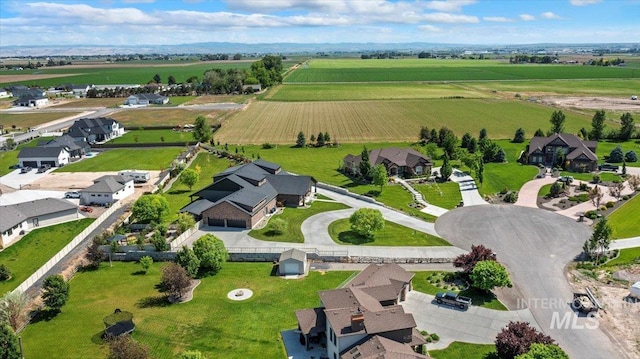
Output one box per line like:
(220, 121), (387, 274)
(435, 205), (627, 359)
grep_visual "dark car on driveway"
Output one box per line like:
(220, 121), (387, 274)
(20, 166), (32, 173)
(435, 291), (472, 310)
(37, 164), (51, 173)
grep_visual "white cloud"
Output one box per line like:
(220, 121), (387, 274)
(540, 12), (561, 20)
(519, 14), (535, 21)
(121, 0), (155, 3)
(418, 24), (442, 32)
(223, 0), (348, 13)
(569, 0), (601, 6)
(483, 16), (513, 23)
(421, 13), (478, 23)
(425, 0), (476, 13)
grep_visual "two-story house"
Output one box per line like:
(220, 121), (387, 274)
(525, 133), (598, 172)
(67, 117), (124, 143)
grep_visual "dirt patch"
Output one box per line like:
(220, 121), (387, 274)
(570, 268), (640, 356)
(540, 96), (640, 112)
(0, 73), (83, 83)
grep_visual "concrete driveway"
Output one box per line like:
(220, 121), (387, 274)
(514, 176), (557, 208)
(449, 169), (488, 206)
(0, 167), (56, 189)
(435, 205), (628, 359)
(402, 291), (537, 350)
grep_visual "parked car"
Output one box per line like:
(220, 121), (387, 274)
(632, 95), (638, 100)
(598, 163), (619, 172)
(65, 191), (80, 199)
(20, 166), (32, 173)
(557, 175), (574, 184)
(435, 291), (472, 310)
(37, 164), (51, 173)
(80, 206), (93, 213)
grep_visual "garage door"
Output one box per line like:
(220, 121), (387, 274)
(41, 161), (56, 166)
(207, 218), (224, 227)
(22, 161), (37, 168)
(283, 263), (299, 275)
(226, 219), (247, 228)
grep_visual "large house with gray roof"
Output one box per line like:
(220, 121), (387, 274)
(344, 148), (433, 178)
(524, 133), (598, 172)
(0, 198), (79, 248)
(295, 263), (428, 359)
(18, 134), (90, 168)
(181, 159), (316, 229)
(68, 117), (124, 143)
(124, 93), (169, 106)
(79, 175), (134, 206)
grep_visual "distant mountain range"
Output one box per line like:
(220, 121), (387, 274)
(0, 42), (637, 57)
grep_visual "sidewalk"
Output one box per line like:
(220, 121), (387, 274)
(393, 177), (449, 217)
(610, 236), (640, 250)
(449, 169), (488, 206)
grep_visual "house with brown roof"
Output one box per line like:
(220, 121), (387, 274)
(524, 133), (598, 172)
(343, 148), (432, 178)
(295, 264), (428, 359)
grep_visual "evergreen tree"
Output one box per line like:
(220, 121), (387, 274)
(359, 146), (372, 179)
(589, 110), (606, 140)
(440, 153), (452, 181)
(513, 128), (525, 143)
(619, 112), (635, 140)
(295, 131), (306, 148)
(549, 111), (566, 134)
(316, 132), (325, 146)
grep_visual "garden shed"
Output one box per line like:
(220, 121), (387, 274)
(278, 248), (307, 276)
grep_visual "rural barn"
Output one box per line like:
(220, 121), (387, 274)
(278, 248), (307, 276)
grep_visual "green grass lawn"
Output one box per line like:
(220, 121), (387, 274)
(604, 247), (640, 267)
(249, 201), (350, 243)
(56, 148), (183, 172)
(538, 183), (554, 198)
(328, 219), (449, 246)
(561, 171), (620, 183)
(608, 193), (640, 239)
(0, 219), (94, 293)
(473, 140), (539, 196)
(429, 341), (497, 359)
(109, 130), (195, 144)
(348, 184), (437, 222)
(414, 182), (462, 209)
(19, 262), (353, 359)
(411, 271), (507, 311)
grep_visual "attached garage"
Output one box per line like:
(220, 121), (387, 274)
(278, 248), (307, 276)
(226, 219), (247, 228)
(207, 218), (224, 227)
(22, 161), (37, 168)
(41, 160), (56, 167)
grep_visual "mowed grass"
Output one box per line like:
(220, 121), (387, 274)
(216, 99), (594, 145)
(604, 247), (640, 267)
(264, 83), (491, 101)
(19, 262), (353, 359)
(328, 219), (449, 246)
(608, 193), (640, 239)
(429, 341), (497, 359)
(56, 148), (182, 172)
(109, 129), (195, 144)
(415, 182), (462, 209)
(347, 184), (438, 223)
(286, 58), (639, 82)
(475, 140), (539, 196)
(0, 111), (80, 129)
(110, 109), (226, 127)
(0, 219), (94, 293)
(249, 201), (350, 243)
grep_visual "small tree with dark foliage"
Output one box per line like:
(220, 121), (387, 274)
(0, 323), (20, 359)
(42, 275), (70, 312)
(0, 264), (12, 281)
(453, 244), (496, 274)
(495, 321), (555, 359)
(176, 246), (201, 278)
(107, 334), (149, 359)
(295, 131), (306, 148)
(161, 262), (192, 302)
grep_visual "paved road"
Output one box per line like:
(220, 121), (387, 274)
(449, 169), (488, 206)
(402, 291), (538, 350)
(435, 205), (629, 359)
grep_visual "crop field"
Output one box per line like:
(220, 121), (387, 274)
(109, 108), (226, 127)
(264, 83), (490, 101)
(286, 59), (639, 83)
(0, 111), (80, 129)
(56, 148), (182, 172)
(216, 99), (595, 144)
(463, 79), (640, 97)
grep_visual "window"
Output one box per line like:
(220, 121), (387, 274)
(415, 166), (423, 174)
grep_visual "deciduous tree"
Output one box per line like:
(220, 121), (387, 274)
(107, 333), (149, 359)
(349, 208), (384, 239)
(608, 181), (625, 200)
(589, 110), (606, 140)
(453, 245), (496, 274)
(0, 291), (28, 331)
(589, 218), (612, 264)
(132, 195), (170, 223)
(161, 262), (192, 301)
(176, 246), (200, 278)
(515, 343), (569, 359)
(268, 218), (288, 235)
(588, 185), (603, 208)
(193, 234), (228, 275)
(419, 126), (431, 143)
(495, 322), (555, 359)
(180, 169), (199, 190)
(371, 164), (388, 193)
(193, 116), (212, 143)
(139, 256), (153, 274)
(0, 323), (20, 359)
(470, 260), (511, 292)
(42, 274), (70, 312)
(619, 112), (635, 140)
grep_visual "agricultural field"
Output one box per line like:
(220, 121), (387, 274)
(216, 99), (596, 145)
(0, 111), (81, 130)
(109, 129), (195, 144)
(19, 262), (352, 359)
(463, 79), (640, 98)
(285, 58), (639, 83)
(55, 148), (182, 172)
(109, 108), (226, 127)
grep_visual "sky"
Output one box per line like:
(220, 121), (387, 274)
(0, 0), (639, 47)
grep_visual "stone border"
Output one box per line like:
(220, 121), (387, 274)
(177, 279), (201, 304)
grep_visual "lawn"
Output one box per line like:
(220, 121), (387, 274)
(414, 182), (462, 209)
(604, 247), (640, 267)
(215, 99), (593, 145)
(19, 262), (353, 359)
(0, 111), (80, 130)
(429, 341), (497, 359)
(0, 219), (94, 293)
(411, 271), (507, 311)
(608, 193), (640, 239)
(560, 171), (620, 183)
(249, 201), (350, 243)
(347, 184), (438, 222)
(109, 129), (195, 144)
(56, 148), (183, 172)
(328, 219), (449, 246)
(109, 109), (226, 127)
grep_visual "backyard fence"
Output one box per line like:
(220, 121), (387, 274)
(170, 220), (204, 250)
(12, 201), (124, 295)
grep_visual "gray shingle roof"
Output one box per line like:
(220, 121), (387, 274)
(80, 176), (128, 194)
(130, 93), (167, 101)
(266, 174), (315, 196)
(295, 308), (326, 336)
(279, 248), (306, 262)
(17, 146), (66, 158)
(0, 198), (77, 232)
(180, 199), (215, 215)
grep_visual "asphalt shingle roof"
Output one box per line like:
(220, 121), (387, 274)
(279, 248), (306, 262)
(0, 198), (77, 232)
(17, 146), (66, 158)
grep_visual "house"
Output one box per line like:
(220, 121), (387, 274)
(6, 85), (45, 98)
(278, 248), (307, 276)
(13, 94), (48, 107)
(79, 175), (134, 206)
(70, 84), (94, 97)
(344, 147), (433, 178)
(242, 84), (262, 93)
(0, 89), (10, 98)
(124, 93), (169, 106)
(67, 117), (124, 143)
(295, 264), (427, 359)
(0, 198), (78, 248)
(524, 133), (598, 172)
(181, 159), (317, 229)
(39, 134), (91, 159)
(18, 146), (70, 168)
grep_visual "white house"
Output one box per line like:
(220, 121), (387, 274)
(70, 84), (94, 97)
(13, 95), (49, 107)
(67, 117), (124, 143)
(79, 175), (134, 206)
(0, 89), (10, 98)
(18, 147), (70, 168)
(0, 198), (79, 248)
(124, 93), (169, 106)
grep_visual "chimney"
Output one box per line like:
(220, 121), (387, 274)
(350, 309), (365, 331)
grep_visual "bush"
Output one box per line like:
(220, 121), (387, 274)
(0, 264), (12, 281)
(592, 174), (601, 183)
(608, 146), (624, 163)
(599, 205), (607, 211)
(578, 182), (589, 191)
(495, 321), (555, 359)
(585, 210), (598, 219)
(622, 195), (630, 200)
(430, 333), (440, 341)
(504, 191), (518, 203)
(261, 143), (275, 149)
(152, 233), (169, 251)
(605, 201), (615, 208)
(625, 150), (637, 163)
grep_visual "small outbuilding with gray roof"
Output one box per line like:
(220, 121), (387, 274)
(278, 248), (307, 276)
(79, 175), (134, 206)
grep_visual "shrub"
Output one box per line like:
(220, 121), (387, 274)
(592, 174), (601, 183)
(578, 182), (588, 191)
(599, 205), (607, 211)
(504, 191), (518, 203)
(585, 210), (598, 219)
(430, 333), (440, 341)
(605, 201), (615, 208)
(608, 146), (624, 163)
(261, 143), (275, 149)
(152, 233), (169, 251)
(0, 264), (12, 281)
(625, 150), (638, 163)
(622, 195), (630, 200)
